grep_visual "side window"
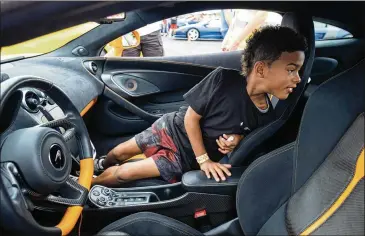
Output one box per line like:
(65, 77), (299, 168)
(313, 21), (353, 41)
(102, 9), (284, 58)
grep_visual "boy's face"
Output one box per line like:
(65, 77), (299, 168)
(264, 51), (305, 100)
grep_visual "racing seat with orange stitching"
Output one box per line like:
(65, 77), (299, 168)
(97, 58), (365, 235)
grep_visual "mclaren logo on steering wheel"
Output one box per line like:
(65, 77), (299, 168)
(49, 144), (65, 169)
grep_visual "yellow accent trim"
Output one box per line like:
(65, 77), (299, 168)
(78, 158), (94, 190)
(56, 158), (93, 235)
(301, 149), (364, 235)
(80, 98), (97, 117)
(1, 23), (99, 57)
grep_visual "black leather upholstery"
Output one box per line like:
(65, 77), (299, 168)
(182, 167), (246, 195)
(97, 212), (203, 236)
(204, 218), (243, 236)
(229, 12), (315, 166)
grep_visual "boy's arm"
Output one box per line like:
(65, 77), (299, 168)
(184, 106), (206, 157)
(184, 106), (231, 182)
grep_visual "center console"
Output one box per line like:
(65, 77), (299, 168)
(89, 186), (159, 208)
(181, 167), (246, 195)
(88, 167), (246, 209)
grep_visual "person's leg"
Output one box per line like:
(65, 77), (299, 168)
(102, 137), (143, 168)
(122, 44), (141, 57)
(92, 157), (161, 187)
(141, 30), (164, 57)
(92, 148), (183, 187)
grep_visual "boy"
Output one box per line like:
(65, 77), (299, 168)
(92, 25), (307, 186)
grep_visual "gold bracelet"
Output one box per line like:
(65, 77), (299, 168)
(196, 153), (210, 165)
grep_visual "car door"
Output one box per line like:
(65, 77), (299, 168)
(204, 19), (223, 39)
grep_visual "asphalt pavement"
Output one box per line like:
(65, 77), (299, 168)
(161, 36), (222, 56)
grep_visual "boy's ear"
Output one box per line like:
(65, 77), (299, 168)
(253, 61), (266, 78)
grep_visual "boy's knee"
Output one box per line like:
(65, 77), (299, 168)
(114, 163), (135, 181)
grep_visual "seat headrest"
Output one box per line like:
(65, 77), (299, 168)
(281, 13), (314, 45)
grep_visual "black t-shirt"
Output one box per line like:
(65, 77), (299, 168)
(164, 67), (276, 171)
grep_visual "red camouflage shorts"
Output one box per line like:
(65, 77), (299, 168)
(134, 117), (183, 183)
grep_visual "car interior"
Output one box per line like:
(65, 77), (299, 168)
(0, 1), (364, 236)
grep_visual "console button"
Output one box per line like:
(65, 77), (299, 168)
(99, 197), (105, 201)
(108, 202), (116, 206)
(102, 188), (110, 195)
(92, 191), (100, 196)
(97, 199), (106, 206)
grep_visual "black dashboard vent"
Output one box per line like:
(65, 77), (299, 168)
(85, 61), (98, 74)
(23, 91), (40, 112)
(91, 62), (98, 73)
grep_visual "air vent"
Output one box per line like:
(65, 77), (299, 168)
(23, 91), (40, 112)
(86, 61), (98, 74)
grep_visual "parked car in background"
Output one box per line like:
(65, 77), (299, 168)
(173, 17), (353, 42)
(314, 21), (353, 40)
(174, 19), (223, 41)
(177, 18), (200, 28)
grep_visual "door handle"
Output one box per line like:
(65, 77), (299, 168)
(103, 87), (160, 124)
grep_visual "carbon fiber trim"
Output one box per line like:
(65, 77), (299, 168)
(39, 116), (75, 130)
(313, 179), (364, 235)
(286, 113), (364, 235)
(45, 178), (88, 206)
(63, 128), (76, 142)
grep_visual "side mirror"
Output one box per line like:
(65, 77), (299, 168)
(103, 31), (140, 57)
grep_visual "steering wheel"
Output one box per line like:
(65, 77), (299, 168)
(0, 76), (94, 236)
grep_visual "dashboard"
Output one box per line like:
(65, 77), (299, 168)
(0, 57), (105, 168)
(0, 57), (105, 132)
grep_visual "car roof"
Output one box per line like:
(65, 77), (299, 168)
(1, 1), (364, 47)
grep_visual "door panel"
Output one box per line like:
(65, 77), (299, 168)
(102, 69), (204, 98)
(88, 60), (217, 141)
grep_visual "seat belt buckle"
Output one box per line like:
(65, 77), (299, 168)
(194, 209), (212, 232)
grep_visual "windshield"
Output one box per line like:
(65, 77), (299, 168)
(1, 22), (100, 61)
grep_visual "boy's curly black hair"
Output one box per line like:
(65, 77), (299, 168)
(241, 25), (307, 76)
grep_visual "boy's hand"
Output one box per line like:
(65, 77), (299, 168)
(216, 134), (243, 154)
(200, 159), (232, 182)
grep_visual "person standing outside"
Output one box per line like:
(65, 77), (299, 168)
(222, 10), (269, 51)
(122, 21), (164, 57)
(169, 17), (178, 37)
(220, 9), (234, 39)
(161, 19), (168, 36)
